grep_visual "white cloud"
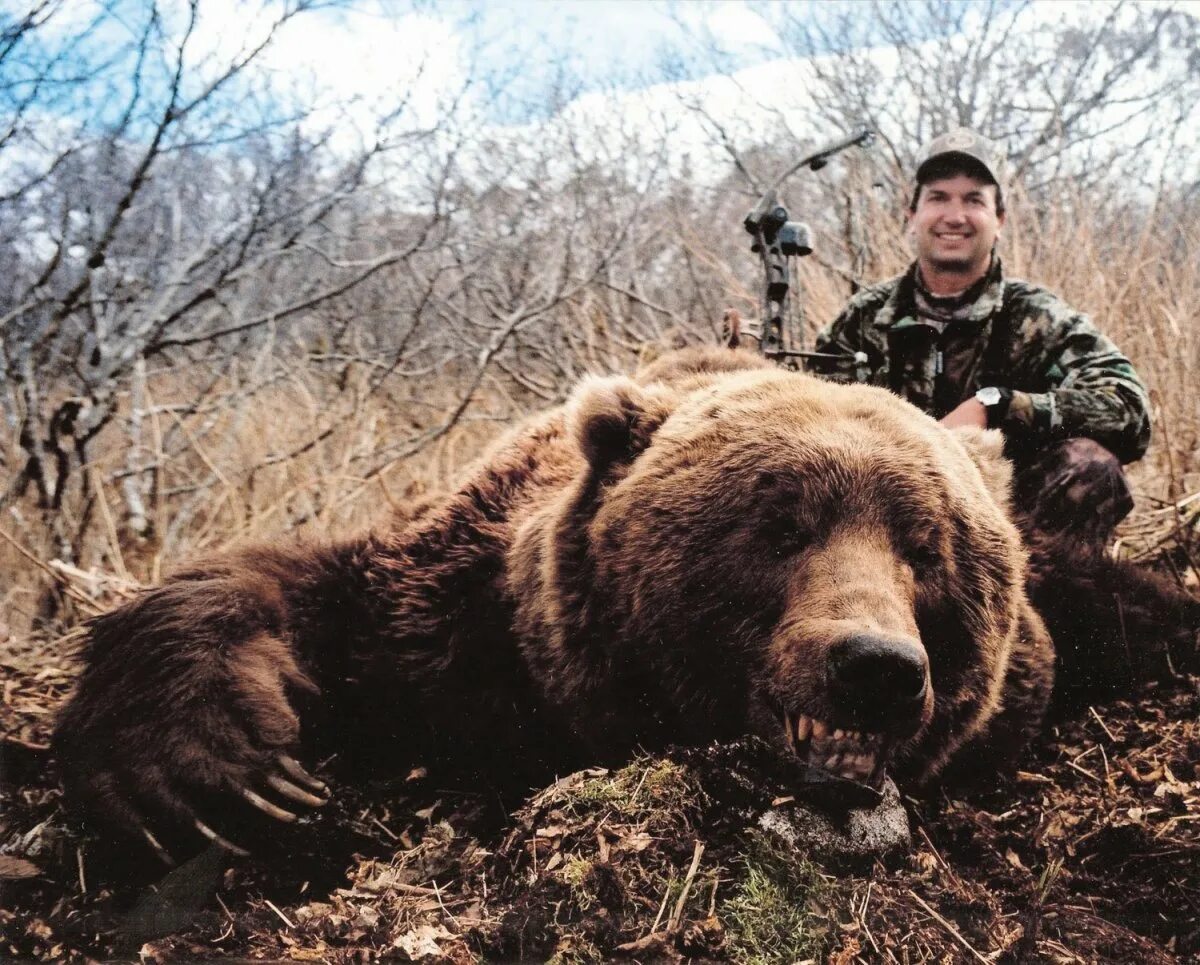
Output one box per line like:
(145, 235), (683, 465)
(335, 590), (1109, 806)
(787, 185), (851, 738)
(178, 2), (465, 146)
(702, 2), (781, 54)
(264, 6), (464, 129)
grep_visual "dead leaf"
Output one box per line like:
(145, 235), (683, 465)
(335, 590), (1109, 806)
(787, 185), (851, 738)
(287, 948), (331, 961)
(138, 942), (166, 964)
(393, 923), (453, 961)
(829, 934), (862, 965)
(357, 866), (424, 893)
(913, 851), (939, 875)
(619, 831), (653, 853)
(1120, 761), (1164, 784)
(414, 800), (442, 821)
(0, 855), (40, 879)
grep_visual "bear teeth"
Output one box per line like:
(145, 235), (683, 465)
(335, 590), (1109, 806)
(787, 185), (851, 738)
(795, 714), (812, 741)
(836, 752), (877, 782)
(786, 713), (884, 783)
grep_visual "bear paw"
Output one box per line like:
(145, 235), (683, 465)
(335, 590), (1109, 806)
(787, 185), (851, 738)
(55, 627), (328, 865)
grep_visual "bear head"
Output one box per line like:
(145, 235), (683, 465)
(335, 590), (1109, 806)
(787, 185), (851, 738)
(512, 361), (1026, 790)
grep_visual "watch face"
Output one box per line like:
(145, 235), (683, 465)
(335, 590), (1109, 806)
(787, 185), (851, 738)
(976, 387), (1001, 406)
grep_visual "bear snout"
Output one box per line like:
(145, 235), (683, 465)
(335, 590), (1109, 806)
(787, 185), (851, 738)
(826, 632), (930, 732)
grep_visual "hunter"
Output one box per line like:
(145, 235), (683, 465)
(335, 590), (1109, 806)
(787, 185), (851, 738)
(807, 128), (1151, 555)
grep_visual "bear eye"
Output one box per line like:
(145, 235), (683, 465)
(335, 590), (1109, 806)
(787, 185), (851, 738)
(763, 515), (811, 556)
(904, 532), (942, 573)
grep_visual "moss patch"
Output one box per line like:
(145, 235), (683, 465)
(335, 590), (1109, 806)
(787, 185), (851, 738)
(722, 830), (832, 964)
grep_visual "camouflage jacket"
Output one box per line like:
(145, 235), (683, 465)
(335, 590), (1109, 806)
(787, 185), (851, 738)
(808, 258), (1151, 463)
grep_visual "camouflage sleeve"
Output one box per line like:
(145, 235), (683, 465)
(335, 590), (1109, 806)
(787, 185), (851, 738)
(808, 289), (880, 384)
(999, 297), (1151, 464)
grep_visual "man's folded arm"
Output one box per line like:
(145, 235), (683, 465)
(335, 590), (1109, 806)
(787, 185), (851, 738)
(998, 316), (1151, 464)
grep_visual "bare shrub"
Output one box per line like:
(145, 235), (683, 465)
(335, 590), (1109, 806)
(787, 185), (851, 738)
(2, 2), (1197, 636)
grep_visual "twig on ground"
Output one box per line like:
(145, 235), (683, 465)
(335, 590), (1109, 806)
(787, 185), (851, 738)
(917, 826), (954, 879)
(264, 899), (294, 929)
(858, 881), (880, 955)
(432, 879), (456, 923)
(650, 881), (672, 933)
(0, 528), (105, 612)
(372, 816), (398, 840)
(1063, 759), (1103, 784)
(391, 883), (441, 896)
(614, 931), (673, 956)
(668, 840), (705, 930)
(1089, 706), (1118, 742)
(907, 890), (992, 964)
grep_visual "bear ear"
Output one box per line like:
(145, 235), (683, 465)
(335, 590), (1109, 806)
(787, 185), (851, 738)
(570, 375), (675, 470)
(949, 426), (1013, 512)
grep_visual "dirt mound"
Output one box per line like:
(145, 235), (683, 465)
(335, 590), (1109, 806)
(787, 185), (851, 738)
(2, 628), (1198, 962)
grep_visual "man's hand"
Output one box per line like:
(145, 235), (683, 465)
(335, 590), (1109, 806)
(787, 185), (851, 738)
(940, 398), (988, 429)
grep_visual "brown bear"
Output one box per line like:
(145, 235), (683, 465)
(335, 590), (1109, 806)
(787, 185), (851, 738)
(54, 347), (1056, 864)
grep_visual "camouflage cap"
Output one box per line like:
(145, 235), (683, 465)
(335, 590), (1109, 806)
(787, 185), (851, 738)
(915, 128), (1005, 186)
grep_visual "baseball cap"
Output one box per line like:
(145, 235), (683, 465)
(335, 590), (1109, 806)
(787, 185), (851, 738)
(915, 128), (1005, 186)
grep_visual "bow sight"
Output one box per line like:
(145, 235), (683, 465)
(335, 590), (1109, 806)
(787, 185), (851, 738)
(741, 128), (874, 365)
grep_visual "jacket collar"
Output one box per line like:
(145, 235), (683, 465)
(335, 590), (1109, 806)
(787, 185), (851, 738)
(875, 256), (1005, 331)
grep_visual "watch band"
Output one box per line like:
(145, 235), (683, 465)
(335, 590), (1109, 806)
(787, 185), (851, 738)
(975, 386), (1012, 428)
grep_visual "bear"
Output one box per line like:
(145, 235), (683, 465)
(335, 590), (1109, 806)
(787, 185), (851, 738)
(54, 346), (1057, 865)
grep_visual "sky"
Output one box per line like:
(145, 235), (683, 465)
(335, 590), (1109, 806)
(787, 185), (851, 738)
(245, 0), (790, 126)
(12, 1), (1197, 126)
(248, 0), (1200, 121)
(3, 0), (1198, 194)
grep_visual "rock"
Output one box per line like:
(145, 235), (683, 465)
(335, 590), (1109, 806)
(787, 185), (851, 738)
(758, 776), (910, 870)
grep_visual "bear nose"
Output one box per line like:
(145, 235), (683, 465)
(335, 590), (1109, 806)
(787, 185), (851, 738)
(827, 633), (929, 728)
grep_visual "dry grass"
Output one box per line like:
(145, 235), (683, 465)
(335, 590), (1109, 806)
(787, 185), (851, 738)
(0, 358), (504, 636)
(2, 190), (1197, 638)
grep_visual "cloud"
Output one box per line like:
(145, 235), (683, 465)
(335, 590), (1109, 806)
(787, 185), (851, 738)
(702, 2), (781, 54)
(180, 2), (465, 143)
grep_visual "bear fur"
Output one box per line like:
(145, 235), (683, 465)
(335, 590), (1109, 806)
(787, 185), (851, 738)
(54, 347), (1070, 859)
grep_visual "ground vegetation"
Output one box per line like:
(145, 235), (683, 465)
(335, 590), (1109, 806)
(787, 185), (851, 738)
(2, 2), (1198, 961)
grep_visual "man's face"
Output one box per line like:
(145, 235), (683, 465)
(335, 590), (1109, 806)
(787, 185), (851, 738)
(907, 172), (1004, 278)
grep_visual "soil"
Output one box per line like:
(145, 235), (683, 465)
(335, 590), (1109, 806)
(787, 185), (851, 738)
(2, 628), (1198, 963)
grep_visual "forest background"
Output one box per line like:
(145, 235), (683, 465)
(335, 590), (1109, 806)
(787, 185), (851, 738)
(2, 0), (1199, 638)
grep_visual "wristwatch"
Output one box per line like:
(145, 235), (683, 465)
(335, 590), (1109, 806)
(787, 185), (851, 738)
(974, 386), (1012, 428)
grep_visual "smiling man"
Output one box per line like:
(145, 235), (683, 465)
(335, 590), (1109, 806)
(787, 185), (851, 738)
(808, 128), (1151, 555)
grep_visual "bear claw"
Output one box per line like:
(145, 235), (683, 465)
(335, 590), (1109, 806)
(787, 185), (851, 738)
(239, 786), (298, 822)
(266, 774), (329, 808)
(195, 819), (251, 856)
(277, 754), (328, 795)
(140, 826), (175, 867)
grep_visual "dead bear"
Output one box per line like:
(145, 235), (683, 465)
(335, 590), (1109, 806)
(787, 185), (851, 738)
(54, 347), (1056, 862)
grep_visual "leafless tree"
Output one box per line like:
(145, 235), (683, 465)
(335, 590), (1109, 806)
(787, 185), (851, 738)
(768, 0), (1200, 196)
(2, 1), (1197, 633)
(0, 1), (448, 569)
